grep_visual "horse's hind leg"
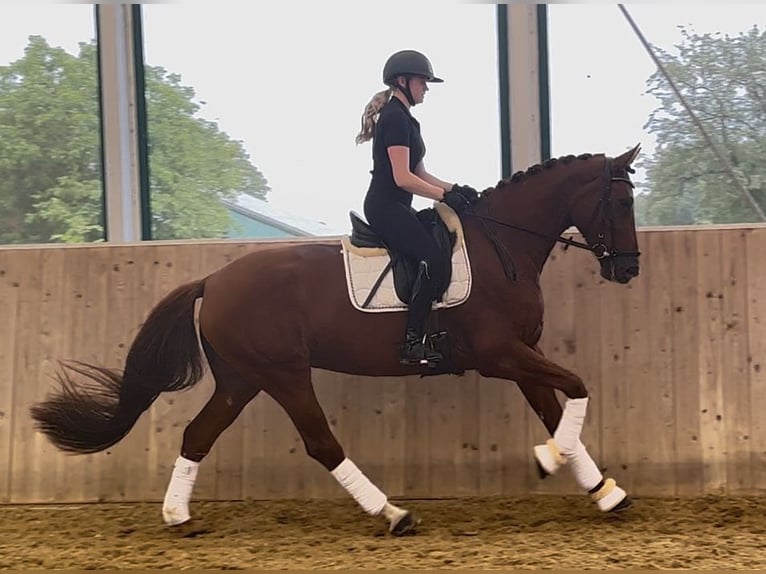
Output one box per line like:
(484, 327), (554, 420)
(264, 366), (419, 536)
(162, 335), (261, 526)
(516, 344), (631, 512)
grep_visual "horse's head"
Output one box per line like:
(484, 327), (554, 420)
(568, 144), (642, 284)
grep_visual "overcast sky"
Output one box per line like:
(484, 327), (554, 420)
(1, 2), (764, 233)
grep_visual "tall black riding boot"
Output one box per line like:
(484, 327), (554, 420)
(399, 259), (443, 366)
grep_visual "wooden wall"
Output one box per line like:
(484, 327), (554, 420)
(1, 226), (765, 503)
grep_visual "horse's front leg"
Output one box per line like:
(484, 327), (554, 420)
(477, 341), (628, 510)
(516, 378), (631, 513)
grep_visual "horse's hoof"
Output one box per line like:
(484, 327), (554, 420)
(533, 441), (564, 477)
(390, 512), (420, 536)
(609, 494), (632, 513)
(592, 478), (631, 513)
(163, 514), (191, 527)
(535, 458), (550, 479)
(171, 518), (211, 538)
(163, 503), (192, 527)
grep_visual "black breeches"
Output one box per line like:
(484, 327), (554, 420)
(364, 201), (448, 332)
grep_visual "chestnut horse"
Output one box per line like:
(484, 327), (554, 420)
(31, 145), (641, 536)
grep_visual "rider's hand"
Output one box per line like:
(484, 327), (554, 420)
(450, 184), (480, 204)
(441, 188), (472, 214)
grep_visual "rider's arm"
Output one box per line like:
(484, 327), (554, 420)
(387, 146), (446, 200)
(415, 160), (453, 192)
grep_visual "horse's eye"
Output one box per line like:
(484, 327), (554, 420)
(619, 198), (634, 208)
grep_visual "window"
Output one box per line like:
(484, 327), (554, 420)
(0, 5), (103, 244)
(548, 4), (766, 226)
(140, 2), (500, 239)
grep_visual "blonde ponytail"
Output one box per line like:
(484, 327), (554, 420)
(355, 88), (392, 145)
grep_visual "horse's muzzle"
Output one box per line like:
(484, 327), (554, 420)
(601, 256), (640, 284)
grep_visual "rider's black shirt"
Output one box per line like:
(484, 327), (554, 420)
(364, 97), (426, 210)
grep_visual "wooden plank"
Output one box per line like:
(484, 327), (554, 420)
(477, 374), (504, 496)
(720, 229), (751, 493)
(596, 248), (631, 492)
(539, 241), (577, 371)
(259, 388), (309, 499)
(255, 392), (288, 499)
(340, 373), (376, 493)
(454, 373), (480, 496)
(696, 230), (727, 493)
(7, 250), (43, 502)
(30, 249), (68, 501)
(639, 231), (676, 495)
(47, 248), (86, 502)
(0, 250), (20, 503)
(241, 388), (268, 500)
(329, 372), (407, 500)
(621, 237), (651, 497)
(745, 228), (766, 491)
(403, 374), (431, 497)
(378, 375), (407, 498)
(499, 382), (533, 495)
(670, 230), (704, 496)
(78, 247), (112, 501)
(427, 374), (459, 497)
(363, 373), (391, 497)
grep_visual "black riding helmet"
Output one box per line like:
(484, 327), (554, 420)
(383, 50), (443, 106)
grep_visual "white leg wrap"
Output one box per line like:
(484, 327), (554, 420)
(553, 397), (589, 455)
(590, 477), (628, 512)
(533, 439), (566, 475)
(330, 458), (387, 516)
(162, 455), (199, 526)
(567, 440), (603, 492)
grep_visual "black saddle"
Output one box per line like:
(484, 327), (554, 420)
(348, 209), (456, 307)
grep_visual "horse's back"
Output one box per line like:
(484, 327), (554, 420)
(198, 239), (346, 364)
(204, 239), (343, 298)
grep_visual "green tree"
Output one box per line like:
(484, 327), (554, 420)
(0, 36), (270, 244)
(637, 25), (765, 226)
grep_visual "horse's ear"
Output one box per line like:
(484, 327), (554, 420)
(615, 143), (641, 167)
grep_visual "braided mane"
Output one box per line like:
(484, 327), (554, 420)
(483, 153), (599, 195)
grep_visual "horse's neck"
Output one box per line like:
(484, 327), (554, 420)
(483, 177), (569, 273)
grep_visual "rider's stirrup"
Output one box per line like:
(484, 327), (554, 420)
(400, 329), (443, 366)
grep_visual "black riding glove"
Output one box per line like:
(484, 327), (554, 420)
(451, 183), (480, 204)
(441, 187), (472, 214)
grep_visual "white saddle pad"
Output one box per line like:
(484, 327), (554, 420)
(339, 202), (472, 313)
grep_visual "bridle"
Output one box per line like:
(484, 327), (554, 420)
(472, 157), (642, 267)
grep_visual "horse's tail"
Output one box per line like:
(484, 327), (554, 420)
(30, 279), (206, 454)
